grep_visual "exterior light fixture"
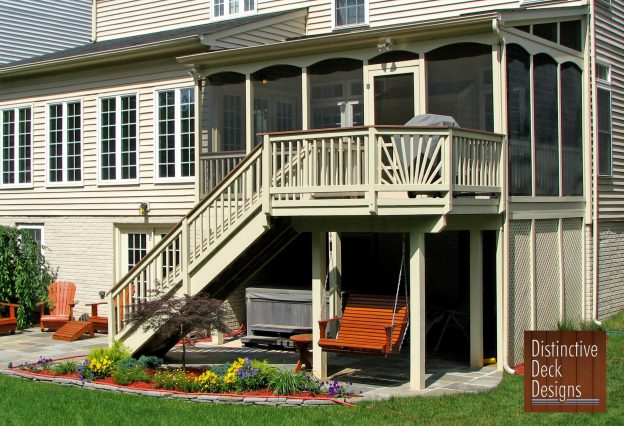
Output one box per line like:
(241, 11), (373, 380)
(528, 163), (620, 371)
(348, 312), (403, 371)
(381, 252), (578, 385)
(99, 290), (106, 299)
(377, 38), (394, 52)
(139, 202), (149, 216)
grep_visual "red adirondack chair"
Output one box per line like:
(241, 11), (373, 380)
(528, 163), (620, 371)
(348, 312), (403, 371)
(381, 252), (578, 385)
(0, 302), (20, 334)
(37, 280), (78, 331)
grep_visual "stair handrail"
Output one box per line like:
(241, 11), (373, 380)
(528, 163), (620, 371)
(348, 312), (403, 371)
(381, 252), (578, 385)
(109, 143), (265, 297)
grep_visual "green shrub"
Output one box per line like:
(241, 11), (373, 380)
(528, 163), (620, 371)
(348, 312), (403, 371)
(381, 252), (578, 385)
(51, 361), (78, 376)
(209, 363), (230, 377)
(112, 365), (150, 386)
(557, 319), (577, 331)
(116, 358), (140, 370)
(557, 319), (604, 331)
(138, 355), (163, 369)
(269, 370), (320, 396)
(580, 320), (604, 331)
(0, 226), (57, 327)
(152, 369), (198, 392)
(87, 340), (131, 365)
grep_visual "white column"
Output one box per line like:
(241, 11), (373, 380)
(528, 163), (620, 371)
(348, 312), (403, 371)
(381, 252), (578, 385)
(245, 74), (253, 153)
(409, 231), (426, 390)
(312, 232), (328, 379)
(328, 232), (342, 336)
(470, 229), (484, 368)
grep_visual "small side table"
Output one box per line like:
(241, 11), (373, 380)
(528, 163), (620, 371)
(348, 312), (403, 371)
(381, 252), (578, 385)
(290, 333), (313, 372)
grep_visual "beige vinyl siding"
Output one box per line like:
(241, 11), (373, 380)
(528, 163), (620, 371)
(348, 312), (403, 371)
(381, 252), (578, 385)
(0, 58), (196, 217)
(94, 0), (588, 41)
(596, 1), (624, 219)
(96, 0), (211, 41)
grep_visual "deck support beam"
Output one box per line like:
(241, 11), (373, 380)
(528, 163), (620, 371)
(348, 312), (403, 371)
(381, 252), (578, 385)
(496, 226), (505, 371)
(470, 229), (484, 368)
(312, 231), (328, 379)
(409, 231), (426, 390)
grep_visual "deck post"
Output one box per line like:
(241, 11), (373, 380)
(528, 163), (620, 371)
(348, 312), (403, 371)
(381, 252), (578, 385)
(496, 226), (505, 371)
(470, 229), (484, 368)
(409, 231), (426, 390)
(312, 231), (328, 379)
(328, 232), (342, 336)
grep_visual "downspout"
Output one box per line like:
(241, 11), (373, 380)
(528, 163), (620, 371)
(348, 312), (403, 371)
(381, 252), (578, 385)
(589, 1), (602, 325)
(493, 17), (516, 375)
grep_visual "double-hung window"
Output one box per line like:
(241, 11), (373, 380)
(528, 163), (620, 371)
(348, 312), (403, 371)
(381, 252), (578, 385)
(597, 62), (612, 176)
(334, 0), (368, 28)
(156, 88), (195, 180)
(213, 0), (255, 19)
(48, 101), (82, 185)
(100, 94), (138, 183)
(1, 106), (32, 188)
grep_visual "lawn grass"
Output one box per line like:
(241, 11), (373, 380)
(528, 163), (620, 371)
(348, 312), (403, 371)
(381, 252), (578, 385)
(0, 311), (622, 426)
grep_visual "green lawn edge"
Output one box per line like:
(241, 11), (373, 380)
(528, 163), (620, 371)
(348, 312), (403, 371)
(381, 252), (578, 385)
(1, 310), (622, 426)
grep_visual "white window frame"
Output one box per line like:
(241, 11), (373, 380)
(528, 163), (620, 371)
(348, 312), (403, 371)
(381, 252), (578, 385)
(332, 0), (369, 30)
(597, 61), (612, 177)
(115, 226), (175, 281)
(154, 87), (196, 183)
(0, 104), (33, 189)
(97, 92), (140, 186)
(45, 99), (84, 187)
(212, 0), (256, 20)
(17, 224), (45, 254)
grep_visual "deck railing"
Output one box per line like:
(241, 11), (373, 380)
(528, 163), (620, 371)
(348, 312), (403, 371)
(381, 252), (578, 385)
(110, 126), (504, 339)
(266, 126), (504, 205)
(200, 151), (246, 196)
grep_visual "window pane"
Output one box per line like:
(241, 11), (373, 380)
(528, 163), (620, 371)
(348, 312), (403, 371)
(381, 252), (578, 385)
(121, 95), (138, 180)
(336, 0), (365, 26)
(101, 98), (117, 180)
(561, 63), (583, 195)
(66, 102), (81, 182)
(507, 44), (532, 196)
(598, 88), (612, 175)
(180, 88), (195, 177)
(18, 108), (31, 184)
(2, 110), (15, 184)
(427, 43), (493, 131)
(127, 233), (147, 271)
(49, 104), (64, 183)
(214, 0), (224, 17)
(534, 54), (559, 196)
(158, 91), (176, 177)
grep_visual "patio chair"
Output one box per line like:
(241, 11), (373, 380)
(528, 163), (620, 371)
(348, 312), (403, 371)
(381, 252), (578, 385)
(0, 302), (20, 334)
(86, 301), (108, 333)
(36, 280), (78, 331)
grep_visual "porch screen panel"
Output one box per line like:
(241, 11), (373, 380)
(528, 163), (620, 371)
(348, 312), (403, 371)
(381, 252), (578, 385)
(533, 54), (559, 196)
(207, 72), (246, 152)
(508, 220), (532, 366)
(252, 65), (301, 144)
(49, 104), (63, 183)
(562, 218), (583, 322)
(158, 91), (176, 178)
(426, 43), (493, 132)
(2, 110), (15, 184)
(561, 63), (583, 196)
(507, 44), (532, 196)
(535, 219), (560, 329)
(309, 58), (363, 130)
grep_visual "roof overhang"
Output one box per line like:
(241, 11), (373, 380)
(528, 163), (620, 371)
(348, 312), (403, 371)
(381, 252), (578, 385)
(177, 12), (500, 69)
(0, 9), (308, 80)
